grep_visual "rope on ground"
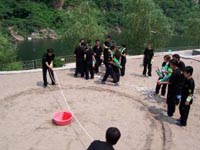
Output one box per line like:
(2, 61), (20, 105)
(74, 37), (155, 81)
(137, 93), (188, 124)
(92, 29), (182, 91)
(51, 69), (94, 143)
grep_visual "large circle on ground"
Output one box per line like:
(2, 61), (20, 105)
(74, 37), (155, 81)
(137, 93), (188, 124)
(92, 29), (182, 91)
(0, 86), (164, 150)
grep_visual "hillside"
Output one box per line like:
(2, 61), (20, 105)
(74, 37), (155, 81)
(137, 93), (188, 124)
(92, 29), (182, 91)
(0, 0), (200, 70)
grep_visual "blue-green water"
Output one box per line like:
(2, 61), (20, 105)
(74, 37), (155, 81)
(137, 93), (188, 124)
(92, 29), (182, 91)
(16, 39), (75, 61)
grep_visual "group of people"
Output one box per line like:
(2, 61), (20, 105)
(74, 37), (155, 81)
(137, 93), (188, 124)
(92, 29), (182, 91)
(143, 46), (195, 127)
(73, 36), (127, 85)
(41, 39), (195, 150)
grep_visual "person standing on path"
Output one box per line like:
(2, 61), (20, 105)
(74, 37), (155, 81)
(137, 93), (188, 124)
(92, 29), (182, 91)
(42, 48), (55, 87)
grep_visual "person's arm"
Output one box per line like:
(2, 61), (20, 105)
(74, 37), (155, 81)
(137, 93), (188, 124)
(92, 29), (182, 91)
(121, 48), (127, 57)
(185, 79), (195, 105)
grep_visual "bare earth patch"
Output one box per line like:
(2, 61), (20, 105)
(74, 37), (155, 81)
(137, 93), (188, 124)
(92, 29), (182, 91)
(0, 54), (200, 150)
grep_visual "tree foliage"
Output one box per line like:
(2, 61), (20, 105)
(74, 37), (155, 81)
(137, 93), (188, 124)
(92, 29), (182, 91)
(121, 0), (172, 53)
(0, 0), (200, 69)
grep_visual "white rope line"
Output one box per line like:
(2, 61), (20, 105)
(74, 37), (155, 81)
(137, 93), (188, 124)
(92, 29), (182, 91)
(51, 69), (94, 142)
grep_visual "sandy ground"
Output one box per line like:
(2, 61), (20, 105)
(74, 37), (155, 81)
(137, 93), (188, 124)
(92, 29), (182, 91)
(0, 54), (200, 150)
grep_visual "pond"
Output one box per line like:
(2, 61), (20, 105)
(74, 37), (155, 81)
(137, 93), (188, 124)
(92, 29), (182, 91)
(16, 39), (75, 61)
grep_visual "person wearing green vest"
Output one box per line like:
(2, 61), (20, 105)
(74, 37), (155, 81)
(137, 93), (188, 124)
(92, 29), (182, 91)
(155, 55), (171, 96)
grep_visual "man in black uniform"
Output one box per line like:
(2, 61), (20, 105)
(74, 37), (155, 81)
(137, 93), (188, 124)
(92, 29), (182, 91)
(103, 36), (111, 65)
(74, 42), (86, 77)
(101, 46), (118, 85)
(178, 66), (195, 126)
(93, 40), (103, 73)
(172, 54), (185, 72)
(120, 44), (127, 76)
(85, 44), (95, 80)
(167, 59), (182, 117)
(142, 43), (154, 77)
(42, 48), (55, 87)
(87, 127), (121, 150)
(172, 54), (186, 97)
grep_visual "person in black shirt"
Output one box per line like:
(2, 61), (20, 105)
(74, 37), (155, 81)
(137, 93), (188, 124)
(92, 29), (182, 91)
(93, 40), (103, 74)
(87, 127), (121, 150)
(177, 66), (195, 126)
(113, 49), (121, 83)
(142, 43), (154, 77)
(85, 44), (95, 80)
(42, 48), (55, 87)
(172, 54), (186, 97)
(74, 42), (86, 77)
(166, 59), (182, 117)
(172, 54), (185, 72)
(103, 36), (111, 65)
(102, 46), (118, 85)
(120, 44), (127, 76)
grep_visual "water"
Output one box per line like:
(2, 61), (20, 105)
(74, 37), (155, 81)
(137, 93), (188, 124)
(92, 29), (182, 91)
(16, 39), (75, 61)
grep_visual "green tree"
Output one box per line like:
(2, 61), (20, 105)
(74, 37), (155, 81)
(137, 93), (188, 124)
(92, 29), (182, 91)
(121, 0), (172, 53)
(60, 1), (106, 47)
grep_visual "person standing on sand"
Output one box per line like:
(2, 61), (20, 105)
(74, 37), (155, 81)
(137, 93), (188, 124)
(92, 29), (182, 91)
(177, 66), (195, 126)
(142, 43), (154, 77)
(42, 48), (55, 87)
(87, 127), (121, 150)
(74, 41), (86, 78)
(93, 40), (103, 74)
(85, 43), (96, 80)
(120, 44), (127, 77)
(101, 46), (118, 86)
(165, 59), (181, 117)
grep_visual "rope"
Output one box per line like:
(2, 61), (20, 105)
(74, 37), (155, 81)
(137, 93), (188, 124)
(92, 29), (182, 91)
(49, 69), (94, 142)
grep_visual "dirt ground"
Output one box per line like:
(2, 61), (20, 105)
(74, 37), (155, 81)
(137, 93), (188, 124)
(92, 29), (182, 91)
(0, 54), (200, 150)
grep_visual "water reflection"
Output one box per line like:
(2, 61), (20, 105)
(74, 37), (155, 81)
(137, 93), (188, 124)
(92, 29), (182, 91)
(16, 39), (75, 61)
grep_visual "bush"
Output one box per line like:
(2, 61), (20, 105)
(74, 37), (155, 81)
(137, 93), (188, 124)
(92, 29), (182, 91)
(54, 57), (66, 67)
(0, 62), (23, 71)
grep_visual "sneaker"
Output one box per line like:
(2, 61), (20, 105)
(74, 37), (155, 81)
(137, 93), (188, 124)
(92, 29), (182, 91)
(114, 83), (119, 86)
(43, 84), (47, 88)
(101, 81), (106, 84)
(52, 82), (56, 85)
(142, 74), (146, 77)
(176, 121), (186, 127)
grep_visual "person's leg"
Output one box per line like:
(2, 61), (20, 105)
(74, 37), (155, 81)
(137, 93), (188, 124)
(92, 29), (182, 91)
(102, 64), (109, 82)
(95, 58), (100, 73)
(180, 104), (190, 126)
(43, 67), (48, 86)
(179, 101), (184, 121)
(167, 94), (175, 117)
(85, 64), (89, 80)
(117, 70), (120, 82)
(142, 60), (147, 76)
(109, 66), (117, 83)
(161, 84), (167, 96)
(120, 63), (125, 76)
(155, 83), (161, 95)
(148, 61), (152, 76)
(74, 60), (79, 77)
(90, 65), (94, 79)
(48, 69), (55, 84)
(80, 61), (85, 78)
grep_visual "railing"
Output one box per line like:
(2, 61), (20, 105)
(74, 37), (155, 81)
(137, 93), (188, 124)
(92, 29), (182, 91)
(1, 46), (200, 71)
(0, 55), (75, 71)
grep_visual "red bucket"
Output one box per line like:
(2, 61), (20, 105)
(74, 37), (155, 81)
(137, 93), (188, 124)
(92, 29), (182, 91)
(53, 111), (73, 126)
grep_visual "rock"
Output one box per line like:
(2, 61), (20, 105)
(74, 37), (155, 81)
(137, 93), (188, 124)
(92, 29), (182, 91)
(8, 27), (25, 42)
(51, 0), (65, 10)
(31, 32), (41, 39)
(39, 28), (58, 39)
(30, 28), (58, 39)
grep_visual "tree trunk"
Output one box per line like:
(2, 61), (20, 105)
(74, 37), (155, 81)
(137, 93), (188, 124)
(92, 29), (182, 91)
(51, 0), (64, 10)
